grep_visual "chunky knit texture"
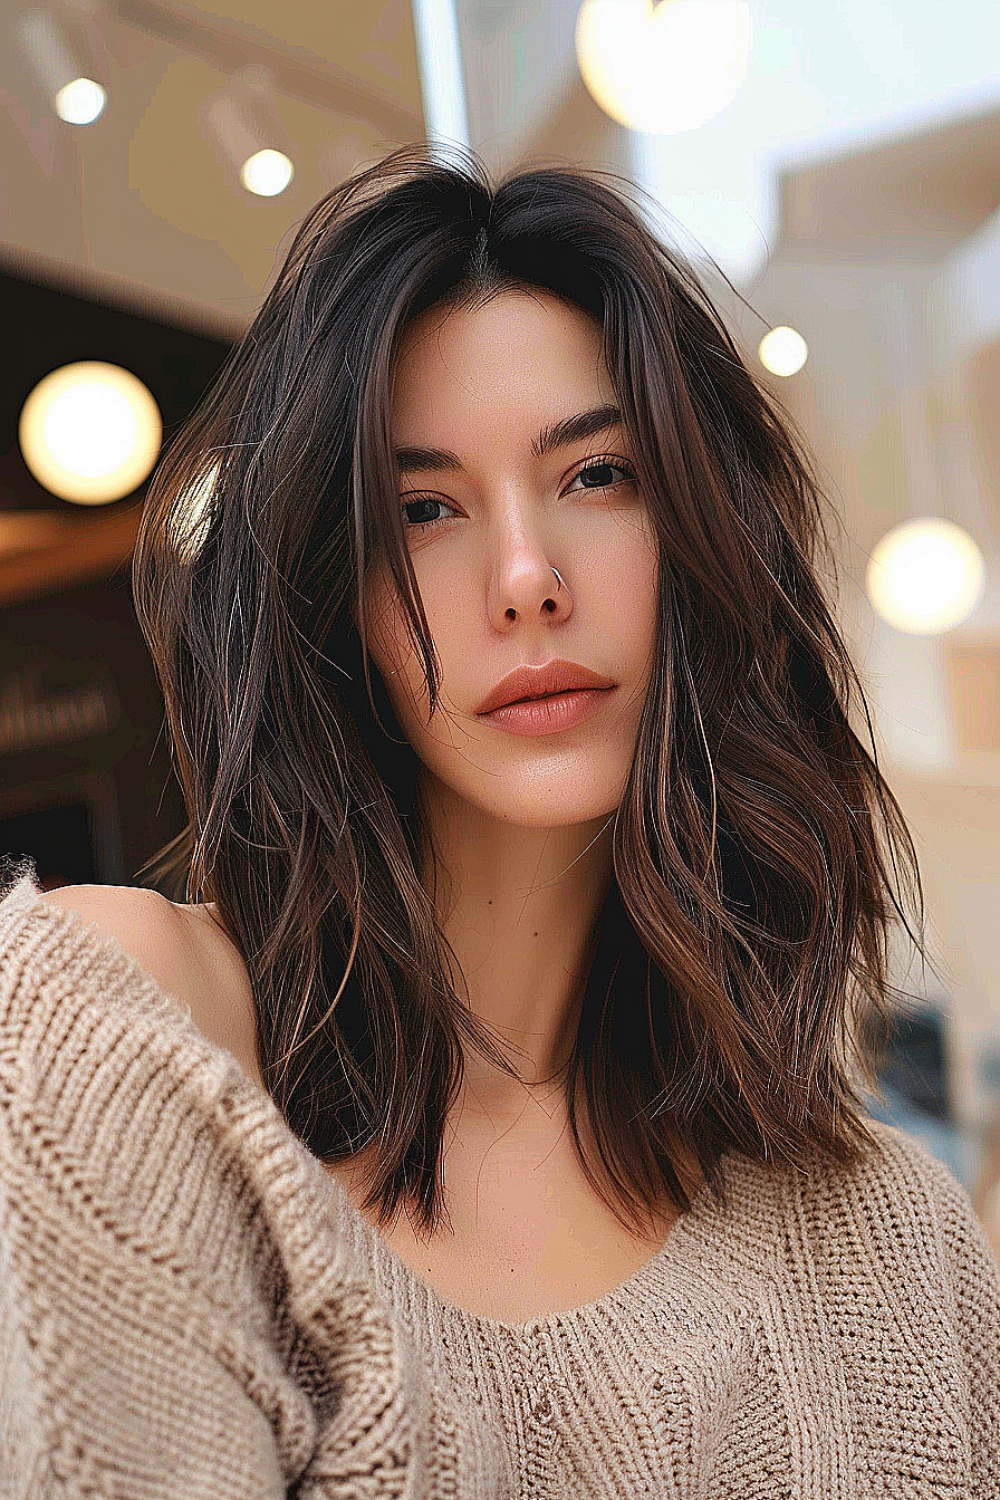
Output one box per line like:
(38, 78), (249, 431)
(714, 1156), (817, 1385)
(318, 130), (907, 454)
(1, 869), (999, 1498)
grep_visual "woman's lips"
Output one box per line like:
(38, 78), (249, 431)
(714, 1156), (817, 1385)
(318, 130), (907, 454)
(478, 686), (615, 736)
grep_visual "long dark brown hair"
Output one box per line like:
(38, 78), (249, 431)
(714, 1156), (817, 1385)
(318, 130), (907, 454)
(132, 142), (930, 1238)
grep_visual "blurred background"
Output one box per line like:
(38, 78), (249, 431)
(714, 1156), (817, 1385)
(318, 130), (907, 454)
(3, 0), (1000, 1254)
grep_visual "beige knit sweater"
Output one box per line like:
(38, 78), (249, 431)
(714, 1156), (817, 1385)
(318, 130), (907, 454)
(1, 869), (999, 1498)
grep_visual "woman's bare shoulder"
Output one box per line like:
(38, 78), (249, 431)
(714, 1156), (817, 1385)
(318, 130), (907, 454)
(40, 883), (190, 988)
(39, 884), (264, 1089)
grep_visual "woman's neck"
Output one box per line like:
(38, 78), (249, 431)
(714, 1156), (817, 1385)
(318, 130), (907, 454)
(416, 773), (615, 1121)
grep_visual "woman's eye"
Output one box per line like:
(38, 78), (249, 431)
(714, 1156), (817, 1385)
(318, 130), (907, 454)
(568, 458), (636, 493)
(399, 496), (458, 530)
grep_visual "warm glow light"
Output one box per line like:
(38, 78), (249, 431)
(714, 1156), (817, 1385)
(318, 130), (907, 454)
(758, 326), (808, 376)
(240, 148), (294, 196)
(54, 77), (106, 124)
(575, 0), (751, 134)
(866, 518), (986, 636)
(19, 362), (162, 505)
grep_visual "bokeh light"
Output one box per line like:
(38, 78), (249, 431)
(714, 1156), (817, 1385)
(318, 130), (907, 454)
(54, 78), (106, 124)
(19, 361), (163, 505)
(575, 0), (751, 135)
(866, 518), (986, 635)
(758, 326), (808, 377)
(240, 148), (294, 196)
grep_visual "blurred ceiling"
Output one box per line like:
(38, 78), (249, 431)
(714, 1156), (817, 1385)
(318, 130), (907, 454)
(3, 0), (1000, 337)
(0, 0), (425, 335)
(779, 101), (1000, 258)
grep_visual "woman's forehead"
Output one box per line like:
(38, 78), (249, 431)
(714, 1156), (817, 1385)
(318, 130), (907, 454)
(390, 293), (613, 447)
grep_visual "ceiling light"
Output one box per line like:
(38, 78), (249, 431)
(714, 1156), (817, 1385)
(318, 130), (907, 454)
(19, 362), (163, 506)
(54, 76), (106, 124)
(758, 326), (808, 377)
(575, 0), (751, 135)
(865, 518), (986, 636)
(204, 65), (295, 199)
(240, 148), (294, 198)
(19, 9), (108, 125)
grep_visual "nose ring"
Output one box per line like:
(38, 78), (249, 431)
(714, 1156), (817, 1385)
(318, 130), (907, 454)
(551, 566), (563, 593)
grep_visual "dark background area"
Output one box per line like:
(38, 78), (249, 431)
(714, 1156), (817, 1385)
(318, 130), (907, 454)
(0, 263), (231, 889)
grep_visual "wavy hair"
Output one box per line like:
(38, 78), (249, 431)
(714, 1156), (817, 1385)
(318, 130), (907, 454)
(131, 142), (929, 1238)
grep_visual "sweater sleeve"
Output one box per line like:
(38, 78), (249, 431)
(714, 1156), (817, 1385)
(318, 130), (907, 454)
(0, 1074), (299, 1497)
(0, 874), (446, 1498)
(917, 1137), (1000, 1498)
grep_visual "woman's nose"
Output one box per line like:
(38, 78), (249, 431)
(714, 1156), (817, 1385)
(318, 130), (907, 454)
(491, 550), (571, 626)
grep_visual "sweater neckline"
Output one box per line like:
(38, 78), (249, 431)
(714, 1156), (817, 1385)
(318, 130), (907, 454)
(321, 1158), (720, 1340)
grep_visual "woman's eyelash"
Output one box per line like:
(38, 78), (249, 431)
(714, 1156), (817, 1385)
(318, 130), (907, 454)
(399, 456), (637, 530)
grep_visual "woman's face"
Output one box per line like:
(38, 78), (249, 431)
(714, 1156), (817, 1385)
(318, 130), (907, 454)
(366, 287), (659, 830)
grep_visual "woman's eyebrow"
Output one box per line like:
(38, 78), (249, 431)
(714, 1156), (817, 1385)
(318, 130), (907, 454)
(394, 403), (623, 476)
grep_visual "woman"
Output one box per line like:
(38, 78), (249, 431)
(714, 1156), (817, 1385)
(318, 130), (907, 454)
(2, 143), (998, 1496)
